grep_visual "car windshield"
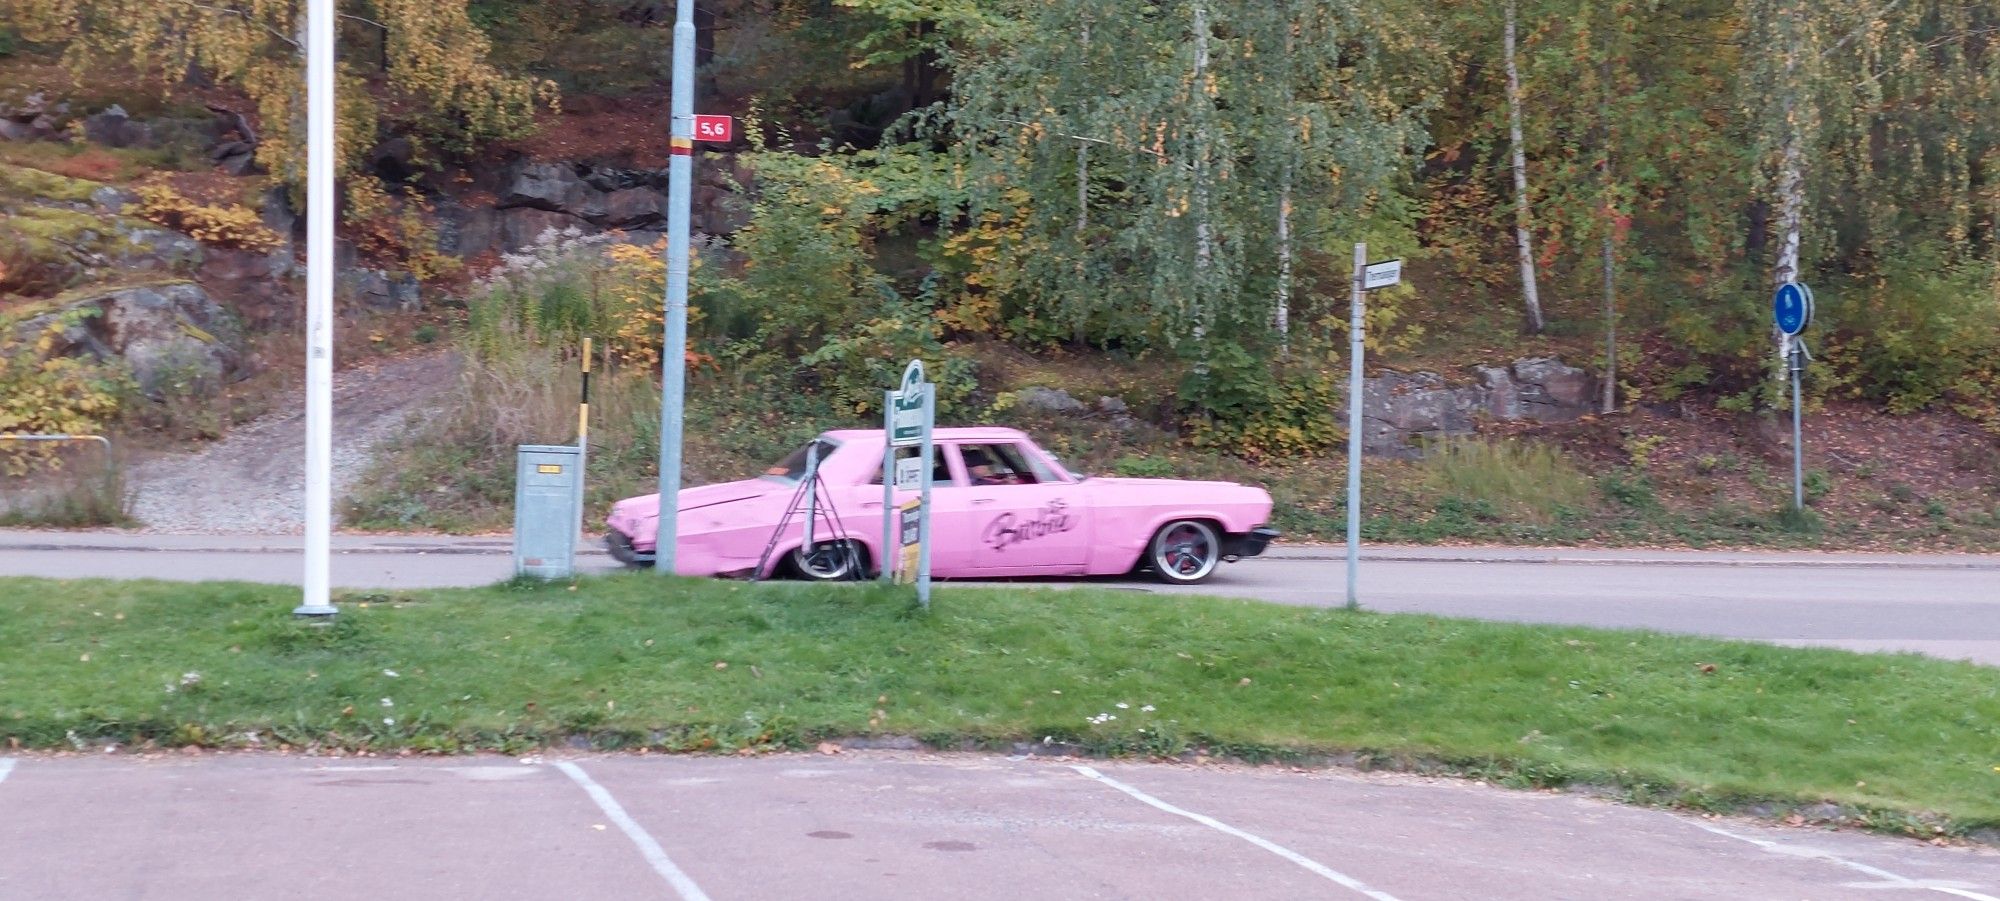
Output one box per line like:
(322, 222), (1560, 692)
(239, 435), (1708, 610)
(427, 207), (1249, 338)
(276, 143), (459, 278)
(761, 437), (840, 484)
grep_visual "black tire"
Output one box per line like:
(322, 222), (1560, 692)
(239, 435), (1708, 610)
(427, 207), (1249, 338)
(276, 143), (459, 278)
(788, 539), (865, 582)
(1147, 520), (1221, 584)
(605, 531), (650, 569)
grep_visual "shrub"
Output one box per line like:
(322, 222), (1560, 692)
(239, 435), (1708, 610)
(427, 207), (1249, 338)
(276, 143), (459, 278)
(0, 313), (129, 474)
(1420, 438), (1594, 524)
(133, 186), (283, 252)
(1815, 250), (2000, 432)
(343, 179), (462, 284)
(1600, 471), (1659, 510)
(1111, 455), (1176, 478)
(1181, 342), (1345, 460)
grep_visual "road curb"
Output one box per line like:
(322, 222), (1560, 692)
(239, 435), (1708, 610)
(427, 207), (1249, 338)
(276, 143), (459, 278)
(6, 540), (1998, 569)
(1263, 550), (2000, 570)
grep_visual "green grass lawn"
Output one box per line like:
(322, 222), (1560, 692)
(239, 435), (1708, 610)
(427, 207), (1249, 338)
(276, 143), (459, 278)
(3, 574), (1998, 835)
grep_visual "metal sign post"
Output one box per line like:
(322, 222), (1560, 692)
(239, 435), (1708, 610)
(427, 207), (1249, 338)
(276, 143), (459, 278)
(294, 0), (337, 619)
(882, 360), (934, 607)
(653, 0), (698, 575)
(1774, 282), (1814, 512)
(880, 390), (896, 584)
(1345, 244), (1367, 612)
(917, 382), (935, 608)
(1346, 246), (1402, 612)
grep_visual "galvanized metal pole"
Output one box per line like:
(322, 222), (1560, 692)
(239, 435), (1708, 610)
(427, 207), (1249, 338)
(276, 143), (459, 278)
(803, 441), (819, 554)
(1345, 243), (1365, 612)
(294, 0), (337, 618)
(881, 391), (895, 583)
(917, 384), (935, 609)
(653, 0), (696, 574)
(1790, 340), (1804, 512)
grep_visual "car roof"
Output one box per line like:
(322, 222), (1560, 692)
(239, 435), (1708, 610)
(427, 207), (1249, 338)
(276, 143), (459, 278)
(821, 427), (1030, 442)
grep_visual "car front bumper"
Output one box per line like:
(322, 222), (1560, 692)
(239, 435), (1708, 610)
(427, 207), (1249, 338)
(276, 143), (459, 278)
(607, 530), (654, 566)
(1222, 526), (1280, 560)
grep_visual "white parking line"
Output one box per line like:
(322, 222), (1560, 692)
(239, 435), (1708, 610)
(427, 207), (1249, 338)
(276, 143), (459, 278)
(1071, 765), (1403, 901)
(1691, 820), (2000, 901)
(0, 758), (14, 785)
(554, 761), (712, 901)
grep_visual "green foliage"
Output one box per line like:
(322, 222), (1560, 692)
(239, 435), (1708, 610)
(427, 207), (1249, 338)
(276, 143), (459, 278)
(948, 0), (1430, 363)
(1179, 344), (1346, 460)
(1815, 252), (2000, 430)
(6, 0), (557, 188)
(1803, 469), (1832, 504)
(796, 284), (975, 417)
(1111, 455), (1177, 479)
(0, 310), (129, 471)
(1600, 471), (1658, 511)
(1419, 437), (1592, 524)
(1776, 504), (1822, 535)
(707, 125), (976, 417)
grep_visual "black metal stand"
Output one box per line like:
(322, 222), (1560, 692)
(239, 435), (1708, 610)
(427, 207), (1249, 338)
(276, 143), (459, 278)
(753, 445), (864, 581)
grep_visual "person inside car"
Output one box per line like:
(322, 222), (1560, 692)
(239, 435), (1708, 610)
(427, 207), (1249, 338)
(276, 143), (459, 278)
(963, 447), (1023, 486)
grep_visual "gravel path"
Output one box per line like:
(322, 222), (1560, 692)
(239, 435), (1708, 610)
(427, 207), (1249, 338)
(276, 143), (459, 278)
(128, 352), (458, 534)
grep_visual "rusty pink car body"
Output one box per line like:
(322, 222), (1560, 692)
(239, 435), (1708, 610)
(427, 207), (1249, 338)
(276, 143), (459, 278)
(604, 427), (1277, 583)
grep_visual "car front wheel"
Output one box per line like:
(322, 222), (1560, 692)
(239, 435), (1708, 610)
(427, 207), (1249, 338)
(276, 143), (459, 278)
(789, 539), (865, 582)
(1147, 520), (1221, 584)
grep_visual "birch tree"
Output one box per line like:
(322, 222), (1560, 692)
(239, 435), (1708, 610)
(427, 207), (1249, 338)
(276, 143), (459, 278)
(1502, 0), (1546, 333)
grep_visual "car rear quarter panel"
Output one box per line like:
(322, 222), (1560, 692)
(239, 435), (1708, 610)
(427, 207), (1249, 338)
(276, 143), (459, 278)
(1077, 479), (1273, 575)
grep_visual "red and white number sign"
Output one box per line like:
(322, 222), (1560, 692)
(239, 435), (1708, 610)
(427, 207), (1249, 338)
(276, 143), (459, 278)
(693, 115), (734, 143)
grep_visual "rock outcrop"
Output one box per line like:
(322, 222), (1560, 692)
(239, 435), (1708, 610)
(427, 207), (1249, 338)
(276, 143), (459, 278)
(13, 282), (246, 397)
(1351, 357), (1599, 457)
(444, 157), (755, 256)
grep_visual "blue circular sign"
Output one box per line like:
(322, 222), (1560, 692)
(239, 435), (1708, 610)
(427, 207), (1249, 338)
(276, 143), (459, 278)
(1774, 282), (1813, 336)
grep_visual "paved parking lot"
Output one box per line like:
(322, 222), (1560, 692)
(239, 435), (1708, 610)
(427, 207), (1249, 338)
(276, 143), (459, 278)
(4, 752), (1996, 900)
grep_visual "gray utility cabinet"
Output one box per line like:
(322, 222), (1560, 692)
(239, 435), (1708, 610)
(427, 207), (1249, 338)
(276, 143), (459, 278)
(514, 444), (581, 580)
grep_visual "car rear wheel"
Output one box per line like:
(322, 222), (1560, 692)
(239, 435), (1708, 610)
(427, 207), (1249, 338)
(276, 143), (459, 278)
(789, 539), (865, 582)
(1148, 520), (1220, 584)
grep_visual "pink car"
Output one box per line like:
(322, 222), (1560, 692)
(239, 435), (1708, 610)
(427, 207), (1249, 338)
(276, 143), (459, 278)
(605, 427), (1279, 584)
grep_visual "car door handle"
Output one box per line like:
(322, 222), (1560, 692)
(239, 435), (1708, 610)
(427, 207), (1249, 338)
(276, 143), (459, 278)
(972, 498), (996, 505)
(861, 502), (882, 509)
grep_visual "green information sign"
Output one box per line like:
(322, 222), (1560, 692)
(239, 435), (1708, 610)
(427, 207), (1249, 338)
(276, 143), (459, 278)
(890, 360), (926, 447)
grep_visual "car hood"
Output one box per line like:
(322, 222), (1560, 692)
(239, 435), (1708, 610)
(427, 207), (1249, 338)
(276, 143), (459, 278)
(609, 479), (777, 523)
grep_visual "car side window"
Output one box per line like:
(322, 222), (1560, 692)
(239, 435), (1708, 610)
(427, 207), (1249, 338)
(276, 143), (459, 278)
(960, 443), (1041, 486)
(869, 445), (958, 487)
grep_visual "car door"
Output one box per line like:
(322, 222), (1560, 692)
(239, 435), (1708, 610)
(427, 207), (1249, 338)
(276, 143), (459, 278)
(869, 441), (971, 574)
(957, 441), (1089, 575)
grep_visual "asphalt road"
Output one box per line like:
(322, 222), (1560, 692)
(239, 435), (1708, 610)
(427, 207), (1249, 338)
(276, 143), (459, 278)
(4, 530), (1997, 663)
(4, 751), (1998, 901)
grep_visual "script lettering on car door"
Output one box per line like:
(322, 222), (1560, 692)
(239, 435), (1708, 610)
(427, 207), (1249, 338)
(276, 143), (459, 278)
(982, 500), (1075, 551)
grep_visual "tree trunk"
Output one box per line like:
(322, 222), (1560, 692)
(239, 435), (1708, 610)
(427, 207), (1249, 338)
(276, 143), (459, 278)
(1771, 5), (1807, 366)
(1277, 161), (1293, 357)
(1599, 56), (1617, 414)
(1074, 25), (1091, 348)
(1772, 141), (1805, 290)
(1191, 2), (1214, 356)
(1601, 230), (1618, 414)
(1076, 24), (1092, 241)
(1503, 0), (1546, 334)
(1275, 9), (1295, 357)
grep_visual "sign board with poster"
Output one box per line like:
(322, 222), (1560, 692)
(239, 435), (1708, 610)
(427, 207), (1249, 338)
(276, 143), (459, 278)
(881, 360), (935, 607)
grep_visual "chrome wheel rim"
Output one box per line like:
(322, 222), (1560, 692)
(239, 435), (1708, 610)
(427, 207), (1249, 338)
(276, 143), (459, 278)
(1153, 522), (1218, 581)
(796, 541), (854, 580)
